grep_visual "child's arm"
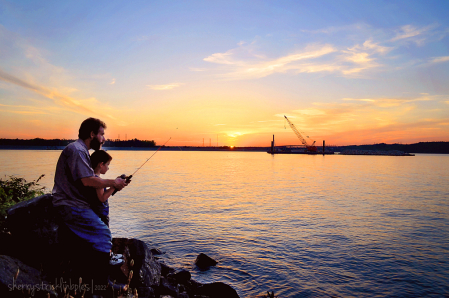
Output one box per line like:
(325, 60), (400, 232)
(96, 187), (115, 203)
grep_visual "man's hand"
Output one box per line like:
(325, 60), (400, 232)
(113, 177), (128, 191)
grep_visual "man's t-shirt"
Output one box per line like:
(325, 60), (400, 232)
(52, 139), (95, 209)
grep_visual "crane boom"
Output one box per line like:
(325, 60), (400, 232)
(284, 115), (308, 146)
(284, 115), (317, 152)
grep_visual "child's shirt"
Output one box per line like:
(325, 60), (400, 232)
(90, 174), (110, 227)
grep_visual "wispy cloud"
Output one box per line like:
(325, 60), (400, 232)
(0, 102), (60, 115)
(189, 67), (207, 72)
(203, 35), (398, 79)
(0, 69), (114, 118)
(300, 23), (370, 34)
(110, 78), (116, 85)
(430, 56), (449, 64)
(0, 109), (47, 115)
(343, 94), (433, 107)
(147, 83), (184, 90)
(204, 43), (338, 79)
(390, 24), (445, 46)
(0, 25), (130, 125)
(202, 23), (448, 80)
(277, 94), (443, 137)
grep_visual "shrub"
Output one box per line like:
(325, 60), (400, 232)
(0, 175), (46, 230)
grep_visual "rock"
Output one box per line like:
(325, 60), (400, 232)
(159, 276), (178, 297)
(197, 282), (240, 298)
(195, 253), (218, 270)
(5, 194), (60, 268)
(160, 262), (176, 277)
(3, 194), (240, 298)
(151, 248), (164, 255)
(173, 270), (191, 283)
(111, 238), (161, 289)
(0, 255), (56, 298)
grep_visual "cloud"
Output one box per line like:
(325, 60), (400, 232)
(147, 83), (184, 90)
(300, 23), (370, 34)
(0, 103), (59, 115)
(0, 25), (133, 123)
(204, 51), (237, 65)
(204, 43), (339, 79)
(343, 94), (434, 107)
(390, 24), (445, 46)
(203, 35), (400, 79)
(279, 94), (444, 137)
(0, 109), (48, 115)
(430, 56), (449, 64)
(189, 67), (207, 72)
(0, 68), (101, 116)
(110, 78), (116, 85)
(202, 23), (449, 80)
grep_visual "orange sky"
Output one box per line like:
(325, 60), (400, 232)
(1, 2), (449, 146)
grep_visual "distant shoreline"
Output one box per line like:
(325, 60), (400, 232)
(1, 145), (449, 154)
(1, 140), (448, 154)
(0, 145), (270, 152)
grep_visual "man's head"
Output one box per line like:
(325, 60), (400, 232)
(79, 117), (107, 150)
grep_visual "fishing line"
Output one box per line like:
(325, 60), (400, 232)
(112, 137), (171, 196)
(130, 137), (172, 177)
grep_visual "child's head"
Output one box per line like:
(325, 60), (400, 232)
(91, 150), (112, 175)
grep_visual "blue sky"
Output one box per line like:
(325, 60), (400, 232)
(1, 0), (448, 145)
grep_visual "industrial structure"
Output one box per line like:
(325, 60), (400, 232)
(268, 115), (334, 155)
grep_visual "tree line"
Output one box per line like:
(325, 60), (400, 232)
(0, 138), (156, 147)
(336, 142), (449, 154)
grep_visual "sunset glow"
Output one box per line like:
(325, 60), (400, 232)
(1, 1), (448, 146)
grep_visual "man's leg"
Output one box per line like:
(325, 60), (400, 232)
(56, 206), (112, 296)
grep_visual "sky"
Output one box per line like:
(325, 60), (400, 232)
(1, 0), (448, 146)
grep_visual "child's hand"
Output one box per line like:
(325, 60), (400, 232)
(113, 177), (127, 190)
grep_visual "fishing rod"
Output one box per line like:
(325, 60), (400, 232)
(112, 137), (171, 196)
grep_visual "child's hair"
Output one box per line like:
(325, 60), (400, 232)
(91, 150), (112, 170)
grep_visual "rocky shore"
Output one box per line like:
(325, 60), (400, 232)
(0, 194), (240, 298)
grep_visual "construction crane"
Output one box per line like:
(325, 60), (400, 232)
(284, 115), (317, 152)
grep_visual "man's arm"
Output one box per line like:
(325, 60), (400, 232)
(81, 176), (127, 191)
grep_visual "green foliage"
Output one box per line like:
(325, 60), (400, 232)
(0, 175), (46, 229)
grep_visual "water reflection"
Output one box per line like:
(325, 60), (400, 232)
(1, 150), (448, 297)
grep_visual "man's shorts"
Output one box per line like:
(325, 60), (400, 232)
(57, 205), (112, 253)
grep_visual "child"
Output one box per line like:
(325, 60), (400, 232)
(91, 150), (126, 273)
(90, 150), (115, 227)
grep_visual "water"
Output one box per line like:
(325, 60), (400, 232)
(1, 150), (449, 297)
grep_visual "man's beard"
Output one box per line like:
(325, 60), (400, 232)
(91, 137), (102, 151)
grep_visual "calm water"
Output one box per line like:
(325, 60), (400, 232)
(1, 150), (449, 297)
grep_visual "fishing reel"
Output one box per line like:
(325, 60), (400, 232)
(119, 173), (133, 183)
(111, 174), (132, 196)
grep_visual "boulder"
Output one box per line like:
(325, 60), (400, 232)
(172, 270), (191, 284)
(0, 255), (56, 298)
(6, 194), (59, 265)
(197, 282), (240, 298)
(195, 253), (218, 270)
(111, 238), (162, 297)
(3, 194), (240, 298)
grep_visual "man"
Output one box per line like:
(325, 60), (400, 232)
(52, 117), (127, 292)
